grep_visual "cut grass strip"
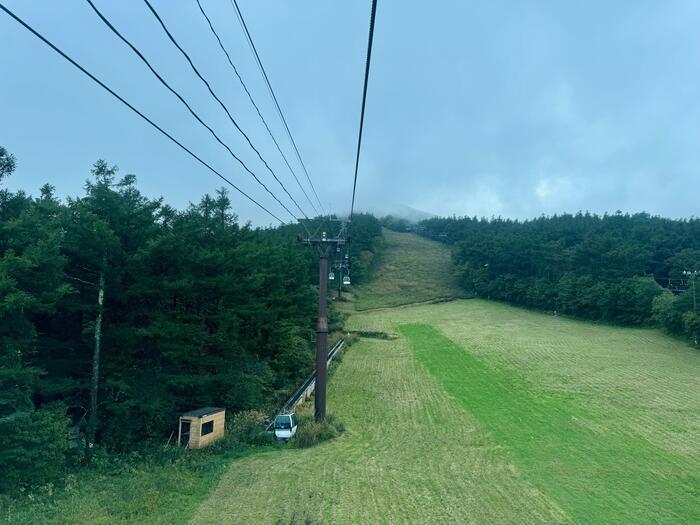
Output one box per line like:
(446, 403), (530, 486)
(400, 323), (700, 524)
(192, 337), (567, 523)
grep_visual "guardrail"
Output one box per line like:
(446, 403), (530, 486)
(268, 338), (345, 429)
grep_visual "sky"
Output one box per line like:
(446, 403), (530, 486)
(2, 1), (700, 226)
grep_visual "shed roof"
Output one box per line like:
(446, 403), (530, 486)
(181, 407), (225, 418)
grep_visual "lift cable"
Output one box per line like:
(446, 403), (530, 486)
(229, 0), (325, 214)
(142, 0), (311, 223)
(194, 0), (319, 217)
(85, 0), (302, 223)
(349, 0), (378, 220)
(0, 3), (286, 225)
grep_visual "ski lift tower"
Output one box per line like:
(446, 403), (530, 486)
(298, 229), (348, 421)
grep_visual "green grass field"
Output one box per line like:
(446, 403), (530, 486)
(6, 230), (700, 523)
(401, 322), (699, 523)
(192, 231), (700, 523)
(350, 228), (466, 311)
(0, 444), (274, 525)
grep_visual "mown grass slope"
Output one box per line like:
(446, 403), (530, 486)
(192, 330), (568, 523)
(401, 322), (699, 523)
(0, 445), (271, 525)
(350, 228), (465, 311)
(197, 230), (700, 523)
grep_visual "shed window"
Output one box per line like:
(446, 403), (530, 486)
(202, 421), (214, 435)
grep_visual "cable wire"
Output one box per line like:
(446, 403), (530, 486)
(0, 2), (285, 225)
(142, 0), (310, 222)
(350, 0), (378, 219)
(195, 0), (319, 216)
(85, 0), (300, 223)
(229, 0), (325, 214)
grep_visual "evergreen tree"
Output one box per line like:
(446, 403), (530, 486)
(420, 212), (699, 338)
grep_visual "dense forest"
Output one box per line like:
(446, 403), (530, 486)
(419, 214), (700, 342)
(0, 147), (381, 491)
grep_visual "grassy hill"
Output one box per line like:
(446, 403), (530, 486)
(351, 228), (465, 311)
(7, 229), (699, 523)
(193, 231), (700, 523)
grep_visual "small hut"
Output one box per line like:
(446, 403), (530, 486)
(178, 407), (225, 449)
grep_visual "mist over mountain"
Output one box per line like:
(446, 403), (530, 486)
(366, 204), (435, 223)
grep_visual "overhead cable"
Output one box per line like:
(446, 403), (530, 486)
(86, 0), (300, 222)
(350, 0), (378, 219)
(229, 0), (325, 214)
(0, 2), (285, 225)
(195, 0), (319, 216)
(142, 0), (310, 221)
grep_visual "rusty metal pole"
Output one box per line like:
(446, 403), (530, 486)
(315, 249), (329, 421)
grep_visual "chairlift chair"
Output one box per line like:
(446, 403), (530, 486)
(273, 412), (299, 441)
(329, 271), (335, 281)
(342, 275), (351, 285)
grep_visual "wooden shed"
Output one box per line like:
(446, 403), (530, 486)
(178, 407), (225, 449)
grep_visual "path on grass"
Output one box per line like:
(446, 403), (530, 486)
(193, 230), (700, 524)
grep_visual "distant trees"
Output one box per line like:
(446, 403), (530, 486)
(420, 213), (700, 340)
(0, 149), (382, 491)
(380, 215), (413, 233)
(347, 213), (383, 283)
(0, 146), (16, 181)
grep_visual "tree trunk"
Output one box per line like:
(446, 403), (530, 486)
(86, 268), (105, 462)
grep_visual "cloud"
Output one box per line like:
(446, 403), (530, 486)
(3, 1), (700, 223)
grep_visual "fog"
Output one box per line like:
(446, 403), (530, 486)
(2, 1), (699, 224)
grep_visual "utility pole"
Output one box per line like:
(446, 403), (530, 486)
(299, 231), (347, 421)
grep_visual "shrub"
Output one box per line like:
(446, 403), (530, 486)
(231, 410), (271, 445)
(0, 402), (69, 493)
(325, 414), (345, 434)
(344, 333), (360, 347)
(292, 414), (344, 448)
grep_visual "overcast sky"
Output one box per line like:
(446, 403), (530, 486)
(2, 1), (699, 225)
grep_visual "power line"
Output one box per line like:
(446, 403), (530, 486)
(229, 0), (325, 214)
(350, 0), (378, 219)
(142, 0), (310, 222)
(85, 0), (300, 223)
(194, 0), (319, 216)
(0, 2), (285, 225)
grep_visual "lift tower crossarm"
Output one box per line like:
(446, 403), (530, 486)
(299, 232), (347, 421)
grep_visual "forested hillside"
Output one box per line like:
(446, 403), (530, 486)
(419, 214), (700, 341)
(0, 149), (381, 491)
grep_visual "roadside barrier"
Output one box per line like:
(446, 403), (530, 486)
(268, 338), (345, 430)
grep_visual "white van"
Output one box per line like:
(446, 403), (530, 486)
(273, 412), (299, 441)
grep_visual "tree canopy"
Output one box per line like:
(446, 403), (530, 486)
(418, 213), (700, 340)
(0, 151), (381, 491)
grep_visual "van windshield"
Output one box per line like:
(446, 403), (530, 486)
(274, 416), (291, 429)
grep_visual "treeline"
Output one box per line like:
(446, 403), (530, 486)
(0, 150), (381, 491)
(347, 213), (383, 283)
(419, 213), (700, 341)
